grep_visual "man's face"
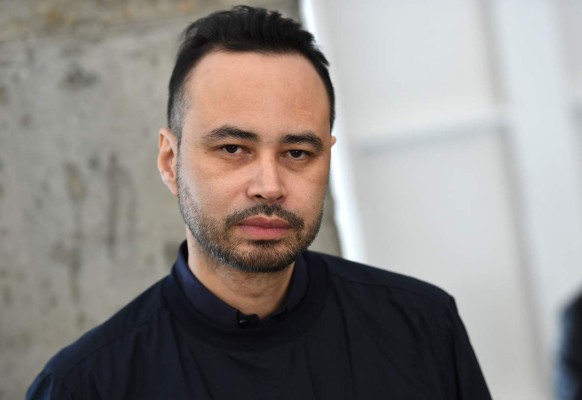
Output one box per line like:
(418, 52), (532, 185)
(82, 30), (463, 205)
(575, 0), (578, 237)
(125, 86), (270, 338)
(172, 51), (334, 273)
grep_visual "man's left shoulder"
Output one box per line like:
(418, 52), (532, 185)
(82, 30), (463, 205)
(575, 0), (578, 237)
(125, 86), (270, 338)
(309, 251), (452, 307)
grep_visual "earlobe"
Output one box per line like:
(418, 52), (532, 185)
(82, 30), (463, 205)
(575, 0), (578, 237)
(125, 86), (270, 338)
(158, 128), (179, 196)
(330, 135), (337, 147)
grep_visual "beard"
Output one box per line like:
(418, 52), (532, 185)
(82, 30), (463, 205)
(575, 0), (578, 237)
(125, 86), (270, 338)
(176, 156), (323, 273)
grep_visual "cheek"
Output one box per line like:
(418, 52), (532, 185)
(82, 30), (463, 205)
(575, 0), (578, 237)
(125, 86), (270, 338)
(289, 167), (329, 214)
(179, 146), (250, 213)
(191, 165), (248, 211)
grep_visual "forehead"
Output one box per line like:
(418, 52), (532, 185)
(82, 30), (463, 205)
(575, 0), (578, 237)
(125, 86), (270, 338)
(182, 51), (330, 138)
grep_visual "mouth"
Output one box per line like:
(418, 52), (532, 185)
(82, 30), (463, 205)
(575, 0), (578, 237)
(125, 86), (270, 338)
(236, 216), (292, 240)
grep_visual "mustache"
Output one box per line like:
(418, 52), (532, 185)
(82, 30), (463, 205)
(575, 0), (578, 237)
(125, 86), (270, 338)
(225, 204), (305, 230)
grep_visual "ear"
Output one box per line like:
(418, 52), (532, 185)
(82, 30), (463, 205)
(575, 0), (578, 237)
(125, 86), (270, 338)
(330, 135), (337, 147)
(158, 127), (179, 196)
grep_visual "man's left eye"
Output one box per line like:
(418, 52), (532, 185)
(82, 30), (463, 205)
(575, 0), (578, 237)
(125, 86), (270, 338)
(289, 150), (306, 158)
(223, 145), (240, 154)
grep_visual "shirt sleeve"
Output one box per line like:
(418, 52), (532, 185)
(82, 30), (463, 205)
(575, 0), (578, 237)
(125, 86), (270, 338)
(442, 297), (492, 400)
(26, 370), (75, 400)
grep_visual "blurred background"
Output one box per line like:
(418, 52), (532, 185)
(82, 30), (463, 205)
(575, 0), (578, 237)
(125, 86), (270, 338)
(1, 0), (581, 399)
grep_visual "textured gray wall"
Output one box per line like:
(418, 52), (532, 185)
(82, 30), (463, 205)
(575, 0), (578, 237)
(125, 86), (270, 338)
(0, 1), (340, 398)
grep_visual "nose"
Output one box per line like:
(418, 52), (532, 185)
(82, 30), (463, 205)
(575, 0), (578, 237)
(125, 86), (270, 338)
(246, 155), (287, 204)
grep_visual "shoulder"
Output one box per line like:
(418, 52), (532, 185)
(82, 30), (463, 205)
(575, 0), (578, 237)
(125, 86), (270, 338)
(41, 277), (168, 378)
(309, 251), (452, 308)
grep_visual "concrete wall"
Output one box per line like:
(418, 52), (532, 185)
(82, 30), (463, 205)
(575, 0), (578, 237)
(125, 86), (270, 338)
(0, 1), (340, 398)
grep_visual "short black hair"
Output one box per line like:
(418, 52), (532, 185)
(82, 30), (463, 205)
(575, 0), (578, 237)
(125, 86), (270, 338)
(167, 5), (335, 138)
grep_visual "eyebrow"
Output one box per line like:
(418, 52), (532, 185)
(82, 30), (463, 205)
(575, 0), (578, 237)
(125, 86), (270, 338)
(281, 132), (323, 152)
(202, 124), (324, 152)
(202, 125), (259, 142)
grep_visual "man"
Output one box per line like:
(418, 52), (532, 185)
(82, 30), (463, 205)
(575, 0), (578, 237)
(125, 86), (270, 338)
(27, 6), (491, 399)
(557, 292), (582, 399)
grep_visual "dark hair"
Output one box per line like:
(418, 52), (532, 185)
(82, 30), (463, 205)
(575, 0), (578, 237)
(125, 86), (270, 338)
(167, 5), (335, 138)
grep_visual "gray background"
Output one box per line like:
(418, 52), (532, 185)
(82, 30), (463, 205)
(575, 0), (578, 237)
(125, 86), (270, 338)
(0, 1), (341, 398)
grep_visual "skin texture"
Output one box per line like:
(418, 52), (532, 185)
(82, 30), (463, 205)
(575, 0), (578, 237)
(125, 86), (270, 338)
(157, 51), (335, 318)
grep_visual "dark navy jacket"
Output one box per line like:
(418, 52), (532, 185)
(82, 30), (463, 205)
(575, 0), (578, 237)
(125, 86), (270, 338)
(27, 251), (491, 399)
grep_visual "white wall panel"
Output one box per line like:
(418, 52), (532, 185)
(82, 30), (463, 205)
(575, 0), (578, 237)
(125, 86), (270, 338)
(324, 0), (496, 141)
(558, 0), (582, 95)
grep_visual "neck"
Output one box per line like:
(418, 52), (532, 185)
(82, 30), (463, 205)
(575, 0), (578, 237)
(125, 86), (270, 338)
(185, 232), (295, 319)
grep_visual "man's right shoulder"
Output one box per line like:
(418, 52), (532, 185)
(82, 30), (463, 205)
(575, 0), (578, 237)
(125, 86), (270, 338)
(41, 277), (168, 377)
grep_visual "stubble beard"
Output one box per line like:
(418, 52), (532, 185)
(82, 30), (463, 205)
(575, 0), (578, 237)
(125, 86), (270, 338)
(176, 155), (323, 273)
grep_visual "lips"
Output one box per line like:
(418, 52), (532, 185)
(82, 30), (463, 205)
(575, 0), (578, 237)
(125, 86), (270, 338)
(236, 216), (292, 239)
(239, 217), (291, 228)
